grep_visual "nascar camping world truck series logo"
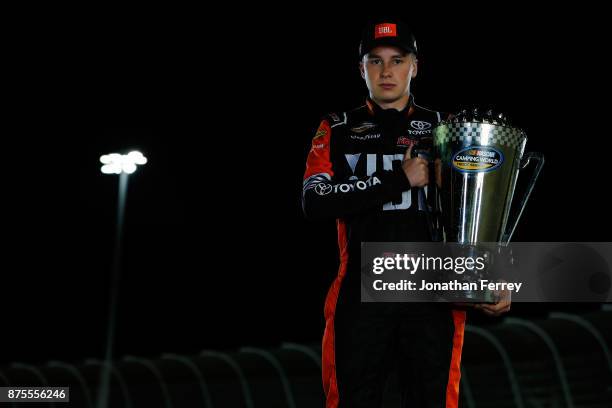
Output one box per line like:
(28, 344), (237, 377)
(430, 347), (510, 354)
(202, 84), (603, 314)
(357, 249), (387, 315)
(452, 146), (504, 173)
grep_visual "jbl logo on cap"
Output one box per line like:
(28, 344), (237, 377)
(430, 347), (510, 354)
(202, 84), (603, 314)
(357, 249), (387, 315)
(374, 23), (397, 39)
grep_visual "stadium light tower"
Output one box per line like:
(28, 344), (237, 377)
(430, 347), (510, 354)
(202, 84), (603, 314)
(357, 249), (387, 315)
(97, 150), (147, 408)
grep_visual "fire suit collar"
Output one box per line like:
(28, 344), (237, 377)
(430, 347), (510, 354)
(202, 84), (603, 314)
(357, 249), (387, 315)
(366, 95), (415, 120)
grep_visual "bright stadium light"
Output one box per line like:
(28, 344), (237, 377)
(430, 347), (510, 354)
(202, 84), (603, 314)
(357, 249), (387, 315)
(99, 151), (147, 174)
(96, 149), (147, 408)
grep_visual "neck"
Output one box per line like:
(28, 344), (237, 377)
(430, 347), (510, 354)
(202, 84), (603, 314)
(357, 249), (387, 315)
(371, 92), (410, 111)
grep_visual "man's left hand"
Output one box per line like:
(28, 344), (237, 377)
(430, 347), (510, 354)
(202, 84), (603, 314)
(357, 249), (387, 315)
(473, 289), (511, 316)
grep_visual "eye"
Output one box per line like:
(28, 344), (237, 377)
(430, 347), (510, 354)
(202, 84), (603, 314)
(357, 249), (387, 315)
(393, 58), (404, 64)
(369, 59), (382, 65)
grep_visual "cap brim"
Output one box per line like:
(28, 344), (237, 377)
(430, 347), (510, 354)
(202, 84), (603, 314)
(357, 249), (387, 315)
(360, 37), (417, 57)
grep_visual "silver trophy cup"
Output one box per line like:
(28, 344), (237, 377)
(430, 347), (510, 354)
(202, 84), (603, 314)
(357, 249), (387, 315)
(431, 110), (544, 301)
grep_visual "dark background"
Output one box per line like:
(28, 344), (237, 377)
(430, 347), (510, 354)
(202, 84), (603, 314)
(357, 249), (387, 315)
(5, 10), (611, 365)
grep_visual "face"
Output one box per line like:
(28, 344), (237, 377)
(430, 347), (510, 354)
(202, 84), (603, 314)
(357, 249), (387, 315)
(360, 45), (417, 109)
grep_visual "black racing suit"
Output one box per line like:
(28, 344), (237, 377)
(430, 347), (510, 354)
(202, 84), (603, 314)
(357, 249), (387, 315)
(303, 97), (466, 408)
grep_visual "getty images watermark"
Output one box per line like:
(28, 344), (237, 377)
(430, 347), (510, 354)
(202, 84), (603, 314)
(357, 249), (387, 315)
(361, 242), (612, 303)
(371, 253), (521, 294)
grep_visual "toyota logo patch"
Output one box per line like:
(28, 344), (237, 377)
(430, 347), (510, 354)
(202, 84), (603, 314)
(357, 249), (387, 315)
(410, 121), (432, 130)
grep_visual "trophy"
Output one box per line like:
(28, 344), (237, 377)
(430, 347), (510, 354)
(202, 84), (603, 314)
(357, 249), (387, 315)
(429, 109), (544, 301)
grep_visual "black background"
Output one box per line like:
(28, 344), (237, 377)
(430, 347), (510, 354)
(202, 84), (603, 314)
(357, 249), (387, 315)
(5, 9), (611, 365)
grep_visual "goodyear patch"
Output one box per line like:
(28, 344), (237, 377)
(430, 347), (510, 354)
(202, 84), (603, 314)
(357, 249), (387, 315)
(452, 146), (504, 173)
(350, 122), (377, 133)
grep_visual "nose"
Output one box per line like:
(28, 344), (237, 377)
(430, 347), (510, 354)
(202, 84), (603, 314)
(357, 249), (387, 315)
(380, 62), (392, 78)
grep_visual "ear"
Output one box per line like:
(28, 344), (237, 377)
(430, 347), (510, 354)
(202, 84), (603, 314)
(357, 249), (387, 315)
(411, 57), (418, 79)
(359, 62), (366, 79)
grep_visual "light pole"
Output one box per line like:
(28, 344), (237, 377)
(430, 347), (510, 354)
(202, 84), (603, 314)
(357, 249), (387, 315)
(97, 151), (147, 408)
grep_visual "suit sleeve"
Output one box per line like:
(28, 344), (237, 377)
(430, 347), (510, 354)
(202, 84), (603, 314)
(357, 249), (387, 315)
(302, 120), (412, 219)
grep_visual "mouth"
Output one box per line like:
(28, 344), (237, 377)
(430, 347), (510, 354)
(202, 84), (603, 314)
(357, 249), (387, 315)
(379, 83), (396, 90)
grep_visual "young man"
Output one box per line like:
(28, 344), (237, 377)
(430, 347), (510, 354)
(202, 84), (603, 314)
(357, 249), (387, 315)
(302, 19), (510, 408)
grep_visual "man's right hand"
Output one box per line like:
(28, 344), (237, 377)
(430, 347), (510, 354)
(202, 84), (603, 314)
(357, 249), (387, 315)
(402, 145), (429, 187)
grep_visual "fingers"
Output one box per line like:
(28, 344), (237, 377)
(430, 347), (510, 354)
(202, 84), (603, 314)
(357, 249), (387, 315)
(473, 287), (512, 317)
(474, 298), (511, 316)
(401, 146), (430, 187)
(403, 145), (429, 164)
(405, 156), (429, 170)
(407, 163), (429, 187)
(493, 288), (512, 304)
(405, 144), (413, 160)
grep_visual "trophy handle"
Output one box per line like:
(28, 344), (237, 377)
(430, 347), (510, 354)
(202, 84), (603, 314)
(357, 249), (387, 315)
(501, 152), (545, 244)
